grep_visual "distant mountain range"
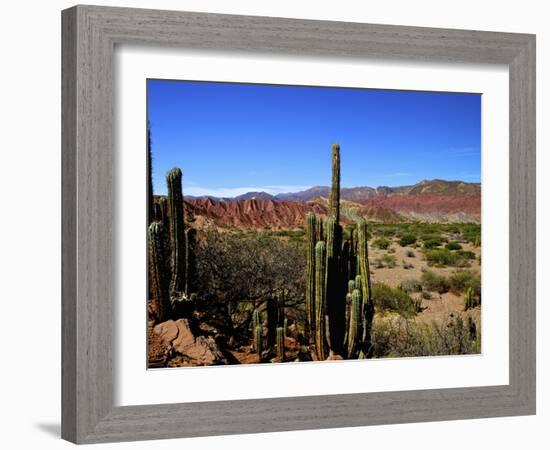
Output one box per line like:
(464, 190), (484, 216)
(179, 179), (481, 229)
(187, 179), (481, 203)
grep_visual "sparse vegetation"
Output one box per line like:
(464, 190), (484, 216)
(372, 315), (481, 358)
(425, 248), (472, 267)
(445, 241), (463, 250)
(399, 278), (423, 293)
(399, 233), (417, 247)
(373, 237), (390, 250)
(381, 254), (397, 268)
(371, 283), (419, 318)
(147, 141), (482, 368)
(421, 270), (450, 294)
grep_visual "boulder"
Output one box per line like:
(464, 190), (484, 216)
(153, 319), (228, 366)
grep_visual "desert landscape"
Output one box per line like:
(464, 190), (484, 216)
(147, 144), (481, 368)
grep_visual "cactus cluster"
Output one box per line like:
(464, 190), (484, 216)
(252, 290), (288, 362)
(305, 144), (375, 360)
(147, 162), (198, 323)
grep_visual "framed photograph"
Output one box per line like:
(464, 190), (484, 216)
(62, 5), (536, 444)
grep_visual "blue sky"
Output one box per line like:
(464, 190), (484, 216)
(147, 80), (481, 197)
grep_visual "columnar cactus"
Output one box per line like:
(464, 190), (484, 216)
(276, 326), (285, 361)
(166, 168), (186, 295)
(347, 289), (362, 359)
(305, 212), (317, 340)
(316, 218), (324, 243)
(252, 308), (261, 331)
(266, 296), (278, 349)
(299, 144), (375, 361)
(325, 217), (345, 355)
(464, 287), (474, 311)
(328, 143), (341, 223)
(148, 222), (170, 322)
(314, 241), (327, 360)
(158, 196), (168, 228)
(355, 274), (362, 293)
(254, 325), (263, 356)
(349, 228), (357, 280)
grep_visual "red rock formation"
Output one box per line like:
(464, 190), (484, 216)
(358, 194), (481, 220)
(185, 198), (328, 229)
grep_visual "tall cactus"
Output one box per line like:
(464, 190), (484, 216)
(316, 218), (324, 243)
(349, 227), (357, 280)
(166, 168), (186, 295)
(305, 212), (317, 341)
(347, 289), (362, 359)
(314, 241), (327, 360)
(252, 308), (261, 331)
(328, 143), (341, 223)
(464, 287), (474, 311)
(357, 218), (374, 358)
(266, 296), (278, 350)
(254, 325), (263, 356)
(325, 217), (345, 355)
(148, 222), (170, 322)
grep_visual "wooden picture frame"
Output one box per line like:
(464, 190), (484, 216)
(62, 5), (536, 444)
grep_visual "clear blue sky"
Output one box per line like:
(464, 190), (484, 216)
(147, 79), (481, 197)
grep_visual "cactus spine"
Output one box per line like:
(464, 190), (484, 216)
(167, 168), (186, 295)
(328, 143), (340, 224)
(305, 212), (317, 341)
(148, 222), (170, 322)
(314, 241), (327, 360)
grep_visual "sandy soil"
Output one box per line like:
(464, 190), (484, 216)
(369, 238), (481, 325)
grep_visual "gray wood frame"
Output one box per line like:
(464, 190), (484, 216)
(62, 5), (536, 444)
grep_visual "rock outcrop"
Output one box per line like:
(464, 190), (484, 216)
(151, 319), (228, 366)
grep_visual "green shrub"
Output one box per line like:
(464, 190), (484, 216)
(373, 237), (390, 250)
(423, 238), (443, 249)
(399, 233), (417, 247)
(399, 278), (422, 293)
(371, 283), (418, 318)
(371, 315), (481, 358)
(448, 270), (481, 296)
(445, 241), (462, 251)
(381, 254), (397, 268)
(425, 248), (471, 267)
(420, 270), (450, 293)
(456, 250), (476, 260)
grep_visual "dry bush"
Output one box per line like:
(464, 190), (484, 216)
(371, 314), (481, 358)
